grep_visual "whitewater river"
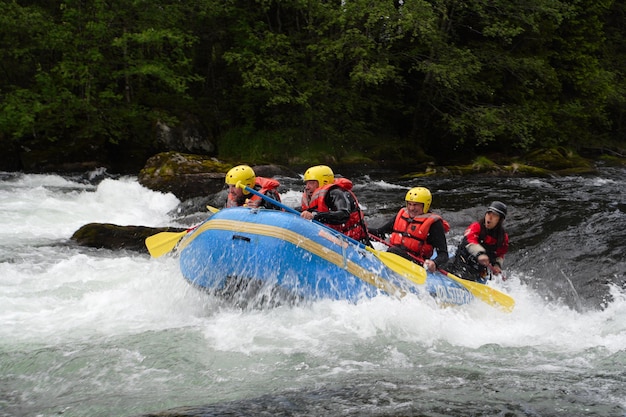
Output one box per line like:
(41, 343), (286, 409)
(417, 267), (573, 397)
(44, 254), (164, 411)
(1, 166), (624, 417)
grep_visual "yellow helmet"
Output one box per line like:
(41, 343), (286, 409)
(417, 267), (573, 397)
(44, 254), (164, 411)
(225, 165), (256, 193)
(405, 187), (432, 213)
(303, 165), (334, 187)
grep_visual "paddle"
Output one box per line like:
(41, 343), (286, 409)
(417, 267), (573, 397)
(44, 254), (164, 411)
(437, 267), (515, 312)
(235, 181), (426, 286)
(145, 229), (191, 258)
(145, 205), (221, 258)
(369, 232), (515, 312)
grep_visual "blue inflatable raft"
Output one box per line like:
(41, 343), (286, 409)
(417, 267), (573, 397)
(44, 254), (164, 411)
(177, 208), (475, 307)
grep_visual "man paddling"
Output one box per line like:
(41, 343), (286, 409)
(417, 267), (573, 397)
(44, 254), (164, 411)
(300, 165), (370, 245)
(225, 165), (282, 210)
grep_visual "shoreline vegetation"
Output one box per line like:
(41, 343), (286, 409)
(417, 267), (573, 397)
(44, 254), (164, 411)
(2, 2), (625, 177)
(134, 147), (624, 202)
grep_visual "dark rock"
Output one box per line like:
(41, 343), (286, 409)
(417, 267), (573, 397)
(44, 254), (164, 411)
(137, 152), (297, 200)
(174, 194), (227, 217)
(155, 116), (216, 155)
(251, 164), (297, 178)
(71, 223), (185, 252)
(137, 152), (232, 200)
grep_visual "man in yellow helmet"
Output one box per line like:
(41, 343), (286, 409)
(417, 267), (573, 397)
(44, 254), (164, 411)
(300, 165), (370, 245)
(224, 165), (282, 209)
(369, 187), (449, 272)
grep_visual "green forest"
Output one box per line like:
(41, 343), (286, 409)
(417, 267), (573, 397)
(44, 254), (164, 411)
(1, 0), (625, 172)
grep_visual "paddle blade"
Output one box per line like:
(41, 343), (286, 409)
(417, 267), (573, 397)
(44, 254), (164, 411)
(145, 231), (187, 258)
(442, 269), (515, 312)
(368, 248), (427, 285)
(206, 205), (220, 213)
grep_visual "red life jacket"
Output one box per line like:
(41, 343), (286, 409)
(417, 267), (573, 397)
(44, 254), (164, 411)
(389, 208), (449, 258)
(460, 221), (509, 262)
(301, 178), (367, 241)
(226, 177), (281, 208)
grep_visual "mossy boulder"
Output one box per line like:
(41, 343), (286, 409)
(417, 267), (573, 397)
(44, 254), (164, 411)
(521, 147), (597, 175)
(138, 152), (231, 200)
(71, 223), (185, 252)
(598, 154), (626, 167)
(138, 151), (295, 200)
(402, 148), (598, 178)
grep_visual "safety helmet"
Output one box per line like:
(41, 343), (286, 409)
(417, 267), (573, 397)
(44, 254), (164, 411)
(225, 165), (256, 193)
(487, 201), (507, 219)
(405, 187), (432, 213)
(303, 165), (334, 187)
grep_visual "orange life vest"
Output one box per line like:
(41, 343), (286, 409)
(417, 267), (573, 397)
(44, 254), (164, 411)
(226, 177), (281, 208)
(389, 208), (449, 258)
(301, 178), (367, 241)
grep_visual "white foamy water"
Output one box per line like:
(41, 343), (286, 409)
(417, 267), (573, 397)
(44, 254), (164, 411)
(1, 172), (624, 417)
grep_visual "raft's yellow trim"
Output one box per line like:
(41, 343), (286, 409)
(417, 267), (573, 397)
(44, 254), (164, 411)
(177, 219), (405, 297)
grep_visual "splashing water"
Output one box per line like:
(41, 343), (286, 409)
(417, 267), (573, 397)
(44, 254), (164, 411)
(1, 169), (624, 417)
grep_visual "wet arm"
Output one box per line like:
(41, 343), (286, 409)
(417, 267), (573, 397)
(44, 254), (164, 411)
(429, 220), (449, 267)
(464, 222), (487, 257)
(493, 232), (509, 267)
(313, 188), (350, 224)
(368, 217), (395, 238)
(260, 189), (283, 210)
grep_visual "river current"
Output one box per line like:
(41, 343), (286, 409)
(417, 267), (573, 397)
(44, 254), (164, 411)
(1, 166), (624, 417)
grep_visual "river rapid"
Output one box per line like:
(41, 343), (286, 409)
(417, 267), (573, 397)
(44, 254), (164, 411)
(1, 166), (624, 417)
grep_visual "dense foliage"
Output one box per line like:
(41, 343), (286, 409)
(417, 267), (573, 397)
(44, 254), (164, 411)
(1, 0), (625, 170)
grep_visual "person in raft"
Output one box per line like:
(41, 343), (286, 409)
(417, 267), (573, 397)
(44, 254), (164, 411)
(224, 165), (282, 210)
(448, 201), (509, 283)
(300, 165), (370, 245)
(368, 187), (450, 273)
